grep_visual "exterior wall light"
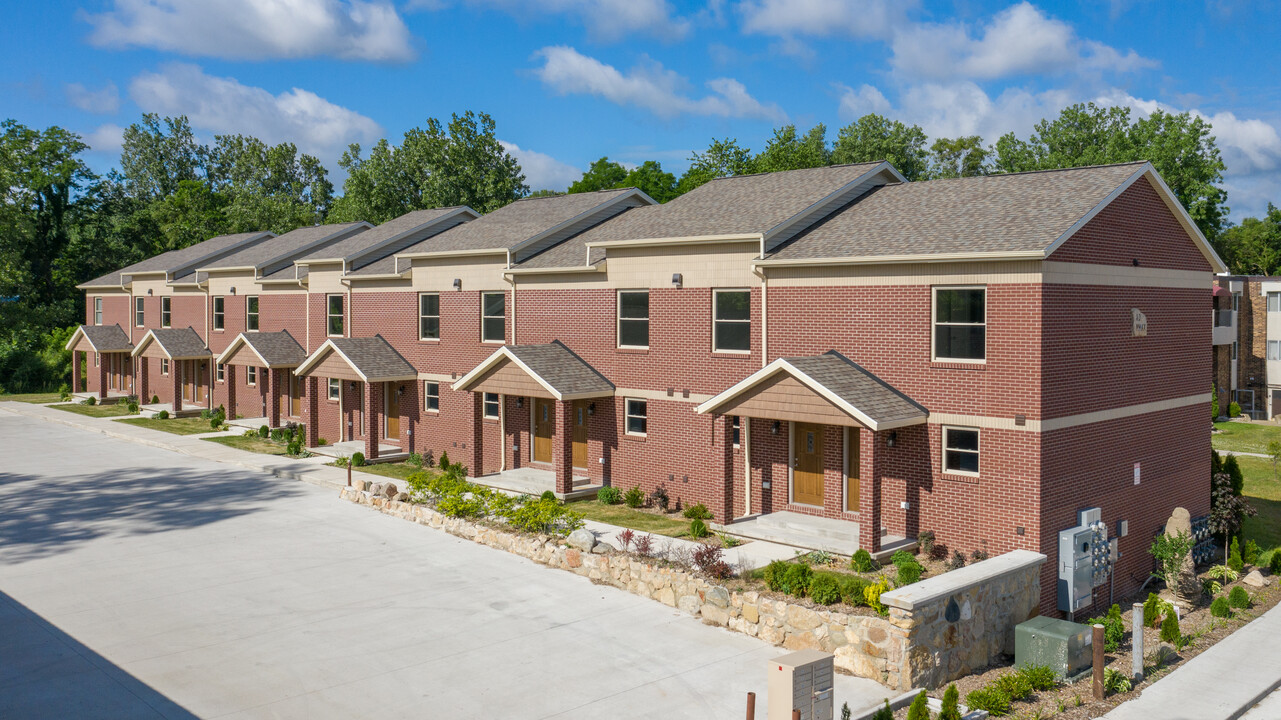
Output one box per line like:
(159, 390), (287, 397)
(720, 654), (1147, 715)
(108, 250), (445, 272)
(516, 397), (524, 408)
(230, 287), (236, 295)
(671, 273), (683, 289)
(886, 431), (897, 447)
(771, 420), (780, 435)
(453, 278), (462, 290)
(587, 402), (595, 415)
(147, 289), (153, 295)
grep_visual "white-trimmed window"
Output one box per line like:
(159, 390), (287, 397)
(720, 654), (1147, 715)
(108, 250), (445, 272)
(625, 398), (648, 436)
(481, 292), (505, 343)
(1269, 293), (1281, 313)
(328, 378), (340, 400)
(482, 392), (499, 418)
(212, 296), (225, 330)
(247, 366), (258, 386)
(942, 426), (980, 475)
(246, 296), (259, 331)
(933, 287), (986, 361)
(327, 295), (344, 336)
(216, 363), (225, 382)
(94, 352), (99, 367)
(135, 297), (145, 327)
(1269, 341), (1281, 361)
(160, 297), (171, 327)
(93, 297), (102, 325)
(712, 289), (750, 353)
(617, 290), (650, 348)
(732, 416), (740, 447)
(160, 358), (169, 375)
(424, 381), (439, 412)
(1233, 340), (1239, 361)
(419, 293), (440, 340)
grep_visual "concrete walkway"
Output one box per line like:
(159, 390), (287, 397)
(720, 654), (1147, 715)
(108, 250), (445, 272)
(1103, 601), (1281, 720)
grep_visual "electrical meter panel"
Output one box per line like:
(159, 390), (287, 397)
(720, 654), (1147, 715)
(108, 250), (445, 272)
(1057, 507), (1116, 613)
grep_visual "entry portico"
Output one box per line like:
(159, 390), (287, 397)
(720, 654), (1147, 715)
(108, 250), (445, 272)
(697, 351), (928, 552)
(215, 330), (308, 428)
(453, 341), (615, 495)
(65, 324), (135, 400)
(130, 327), (213, 414)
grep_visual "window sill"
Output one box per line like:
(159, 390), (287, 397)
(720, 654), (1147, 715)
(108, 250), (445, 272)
(419, 338), (440, 343)
(939, 472), (980, 484)
(624, 433), (646, 442)
(616, 347), (649, 354)
(481, 340), (505, 345)
(712, 350), (753, 357)
(930, 361), (986, 370)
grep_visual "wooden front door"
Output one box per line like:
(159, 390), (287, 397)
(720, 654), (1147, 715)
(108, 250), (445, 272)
(195, 361), (206, 403)
(572, 400), (588, 469)
(183, 360), (193, 401)
(793, 422), (824, 506)
(533, 398), (554, 464)
(290, 372), (302, 417)
(385, 382), (400, 439)
(846, 428), (860, 512)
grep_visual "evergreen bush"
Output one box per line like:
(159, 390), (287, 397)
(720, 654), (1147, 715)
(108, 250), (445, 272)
(808, 573), (842, 605)
(688, 518), (709, 539)
(682, 503), (713, 520)
(1210, 596), (1232, 618)
(1229, 401), (1241, 417)
(623, 485), (645, 508)
(1228, 537), (1244, 573)
(157, 409), (169, 419)
(351, 451), (365, 467)
(863, 576), (890, 615)
(905, 691), (930, 720)
(897, 559), (923, 586)
(839, 576), (871, 606)
(762, 560), (789, 592)
(850, 548), (876, 572)
(869, 700), (893, 720)
(1271, 551), (1281, 574)
(596, 486), (622, 505)
(1160, 608), (1181, 644)
(258, 425), (269, 438)
(1228, 586), (1251, 609)
(938, 684), (961, 720)
(1088, 604), (1124, 652)
(781, 563), (813, 597)
(965, 686), (1011, 716)
(1243, 539), (1259, 565)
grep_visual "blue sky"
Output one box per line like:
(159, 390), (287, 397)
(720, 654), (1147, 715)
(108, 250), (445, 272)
(4, 1), (1280, 220)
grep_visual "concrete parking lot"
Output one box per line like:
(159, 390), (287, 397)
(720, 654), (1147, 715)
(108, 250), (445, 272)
(0, 410), (888, 719)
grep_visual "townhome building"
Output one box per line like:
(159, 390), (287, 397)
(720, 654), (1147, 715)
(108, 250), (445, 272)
(1210, 275), (1281, 419)
(74, 160), (1222, 616)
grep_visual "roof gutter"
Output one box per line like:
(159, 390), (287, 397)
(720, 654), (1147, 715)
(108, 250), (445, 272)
(504, 263), (607, 277)
(585, 233), (762, 251)
(753, 250), (1046, 269)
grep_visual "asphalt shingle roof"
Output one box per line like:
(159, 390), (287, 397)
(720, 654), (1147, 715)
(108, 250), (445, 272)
(143, 327), (211, 359)
(200, 223), (369, 272)
(326, 336), (417, 380)
(506, 341), (614, 397)
(81, 232), (273, 287)
(239, 331), (307, 367)
(768, 162), (1146, 261)
(77, 324), (134, 352)
(296, 208), (472, 268)
(784, 351), (927, 426)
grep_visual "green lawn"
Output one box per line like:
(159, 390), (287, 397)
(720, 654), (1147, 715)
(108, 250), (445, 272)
(1234, 455), (1281, 566)
(567, 499), (691, 537)
(0, 392), (62, 404)
(203, 434), (290, 456)
(345, 462), (433, 482)
(114, 417), (218, 435)
(51, 402), (134, 418)
(1211, 421), (1281, 455)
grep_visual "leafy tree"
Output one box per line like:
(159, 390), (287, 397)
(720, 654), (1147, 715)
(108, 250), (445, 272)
(620, 160), (678, 203)
(676, 138), (755, 195)
(929, 136), (990, 178)
(1217, 204), (1281, 275)
(119, 114), (208, 200)
(754, 124), (831, 173)
(832, 114), (929, 180)
(148, 179), (229, 252)
(568, 157), (627, 194)
(1209, 471), (1256, 549)
(208, 134), (333, 232)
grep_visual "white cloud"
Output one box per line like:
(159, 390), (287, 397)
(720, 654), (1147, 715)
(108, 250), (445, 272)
(128, 63), (382, 159)
(65, 82), (120, 114)
(84, 124), (126, 155)
(82, 0), (414, 62)
(738, 0), (910, 40)
(889, 2), (1155, 80)
(500, 140), (581, 192)
(455, 0), (689, 41)
(836, 80), (1072, 142)
(533, 46), (786, 123)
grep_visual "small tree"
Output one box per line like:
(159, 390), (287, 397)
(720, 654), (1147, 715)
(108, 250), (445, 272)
(1160, 608), (1181, 645)
(1149, 530), (1194, 591)
(1269, 441), (1281, 480)
(939, 684), (962, 720)
(906, 690), (930, 720)
(1209, 471), (1256, 550)
(1211, 383), (1220, 419)
(1222, 455), (1245, 495)
(1228, 537), (1244, 573)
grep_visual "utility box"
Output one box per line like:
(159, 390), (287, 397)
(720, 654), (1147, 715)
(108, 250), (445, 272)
(1015, 616), (1093, 680)
(768, 649), (834, 720)
(1058, 507), (1114, 613)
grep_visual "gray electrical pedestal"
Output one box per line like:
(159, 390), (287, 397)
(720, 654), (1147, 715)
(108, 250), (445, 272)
(768, 649), (834, 720)
(1057, 507), (1118, 614)
(1015, 616), (1094, 680)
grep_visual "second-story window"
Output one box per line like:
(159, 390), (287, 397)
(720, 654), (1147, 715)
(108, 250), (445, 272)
(933, 287), (986, 361)
(135, 297), (145, 327)
(618, 290), (649, 348)
(419, 293), (440, 340)
(483, 392), (500, 418)
(247, 366), (257, 386)
(160, 358), (169, 375)
(712, 289), (750, 353)
(327, 295), (344, 336)
(213, 296), (225, 330)
(328, 378), (340, 400)
(216, 363), (225, 382)
(1269, 293), (1281, 313)
(161, 297), (171, 327)
(424, 381), (439, 411)
(246, 296), (259, 331)
(94, 297), (102, 325)
(481, 292), (505, 343)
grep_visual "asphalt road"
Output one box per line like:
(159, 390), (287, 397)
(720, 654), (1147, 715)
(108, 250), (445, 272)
(0, 410), (887, 719)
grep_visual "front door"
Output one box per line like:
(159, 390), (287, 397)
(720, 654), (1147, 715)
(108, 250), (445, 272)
(290, 372), (302, 417)
(793, 422), (824, 506)
(533, 398), (553, 464)
(572, 400), (588, 468)
(846, 428), (860, 512)
(183, 360), (194, 402)
(195, 361), (206, 403)
(385, 382), (400, 439)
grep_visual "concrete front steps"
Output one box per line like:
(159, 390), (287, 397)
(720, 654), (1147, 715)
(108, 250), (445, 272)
(724, 510), (916, 561)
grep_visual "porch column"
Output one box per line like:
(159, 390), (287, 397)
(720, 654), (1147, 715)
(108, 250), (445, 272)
(716, 414), (736, 523)
(97, 355), (108, 399)
(266, 368), (281, 427)
(857, 428), (882, 554)
(226, 365), (237, 419)
(468, 392), (485, 477)
(139, 359), (148, 401)
(305, 377), (320, 448)
(404, 380), (420, 455)
(363, 381), (381, 460)
(552, 400), (574, 496)
(172, 360), (183, 413)
(72, 351), (82, 394)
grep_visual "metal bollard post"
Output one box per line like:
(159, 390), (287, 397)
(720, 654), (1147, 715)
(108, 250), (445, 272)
(1092, 623), (1105, 700)
(1132, 603), (1144, 682)
(792, 711), (801, 720)
(746, 692), (755, 720)
(347, 459), (351, 487)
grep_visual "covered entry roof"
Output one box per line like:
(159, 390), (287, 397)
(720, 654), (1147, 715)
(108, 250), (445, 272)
(696, 351), (927, 431)
(65, 324), (134, 353)
(130, 328), (211, 360)
(215, 331), (307, 368)
(295, 335), (417, 383)
(453, 341), (614, 400)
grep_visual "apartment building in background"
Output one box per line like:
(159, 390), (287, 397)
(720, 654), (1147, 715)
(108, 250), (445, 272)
(72, 160), (1224, 616)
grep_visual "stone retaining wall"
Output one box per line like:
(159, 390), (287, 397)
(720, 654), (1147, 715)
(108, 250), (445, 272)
(340, 485), (1045, 690)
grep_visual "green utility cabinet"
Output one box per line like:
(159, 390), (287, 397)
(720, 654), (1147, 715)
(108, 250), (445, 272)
(1014, 616), (1092, 680)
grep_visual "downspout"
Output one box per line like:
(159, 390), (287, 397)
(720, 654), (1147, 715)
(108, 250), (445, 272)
(744, 417), (752, 516)
(507, 273), (518, 346)
(754, 265), (769, 368)
(499, 393), (507, 471)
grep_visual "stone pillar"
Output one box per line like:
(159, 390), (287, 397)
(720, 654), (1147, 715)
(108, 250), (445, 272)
(266, 368), (281, 428)
(172, 360), (183, 413)
(363, 381), (381, 460)
(858, 428), (882, 554)
(717, 414), (736, 523)
(552, 400), (574, 495)
(72, 351), (82, 394)
(226, 365), (237, 419)
(305, 376), (320, 448)
(97, 355), (108, 399)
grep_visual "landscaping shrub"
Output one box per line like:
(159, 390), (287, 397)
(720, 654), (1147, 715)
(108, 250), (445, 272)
(1207, 564), (1239, 583)
(1103, 667), (1132, 696)
(1016, 664), (1058, 691)
(438, 451), (450, 472)
(682, 502), (713, 520)
(504, 498), (585, 536)
(1088, 604), (1124, 653)
(596, 486), (622, 505)
(761, 561), (789, 592)
(150, 395), (159, 404)
(692, 544), (733, 579)
(1243, 539), (1260, 566)
(1228, 537), (1244, 573)
(200, 408), (212, 420)
(906, 691), (929, 720)
(890, 549), (916, 567)
(85, 395), (96, 406)
(718, 532), (742, 548)
(126, 401), (139, 413)
(1271, 551), (1281, 575)
(688, 518), (710, 539)
(616, 528), (635, 551)
(1143, 592), (1167, 628)
(939, 684), (961, 720)
(1210, 596), (1232, 618)
(992, 671), (1033, 700)
(58, 382), (70, 400)
(869, 699), (893, 720)
(334, 456), (349, 468)
(286, 437), (302, 456)
(351, 451), (365, 467)
(540, 490), (556, 502)
(965, 686), (1011, 716)
(422, 450), (434, 467)
(406, 452), (422, 469)
(210, 417), (222, 430)
(650, 485), (669, 511)
(850, 549), (876, 572)
(1160, 608), (1181, 644)
(1229, 401), (1242, 417)
(949, 550), (967, 570)
(623, 485), (645, 508)
(864, 576), (890, 615)
(917, 530), (935, 556)
(970, 545), (989, 562)
(157, 410), (169, 419)
(1228, 586), (1251, 608)
(808, 572), (842, 605)
(781, 563), (813, 597)
(1223, 453), (1245, 495)
(632, 533), (654, 557)
(258, 425), (270, 438)
(897, 559), (923, 586)
(839, 576), (871, 607)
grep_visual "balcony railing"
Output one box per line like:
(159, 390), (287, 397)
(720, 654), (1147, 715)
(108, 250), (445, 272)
(1213, 309), (1236, 345)
(1214, 309), (1235, 327)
